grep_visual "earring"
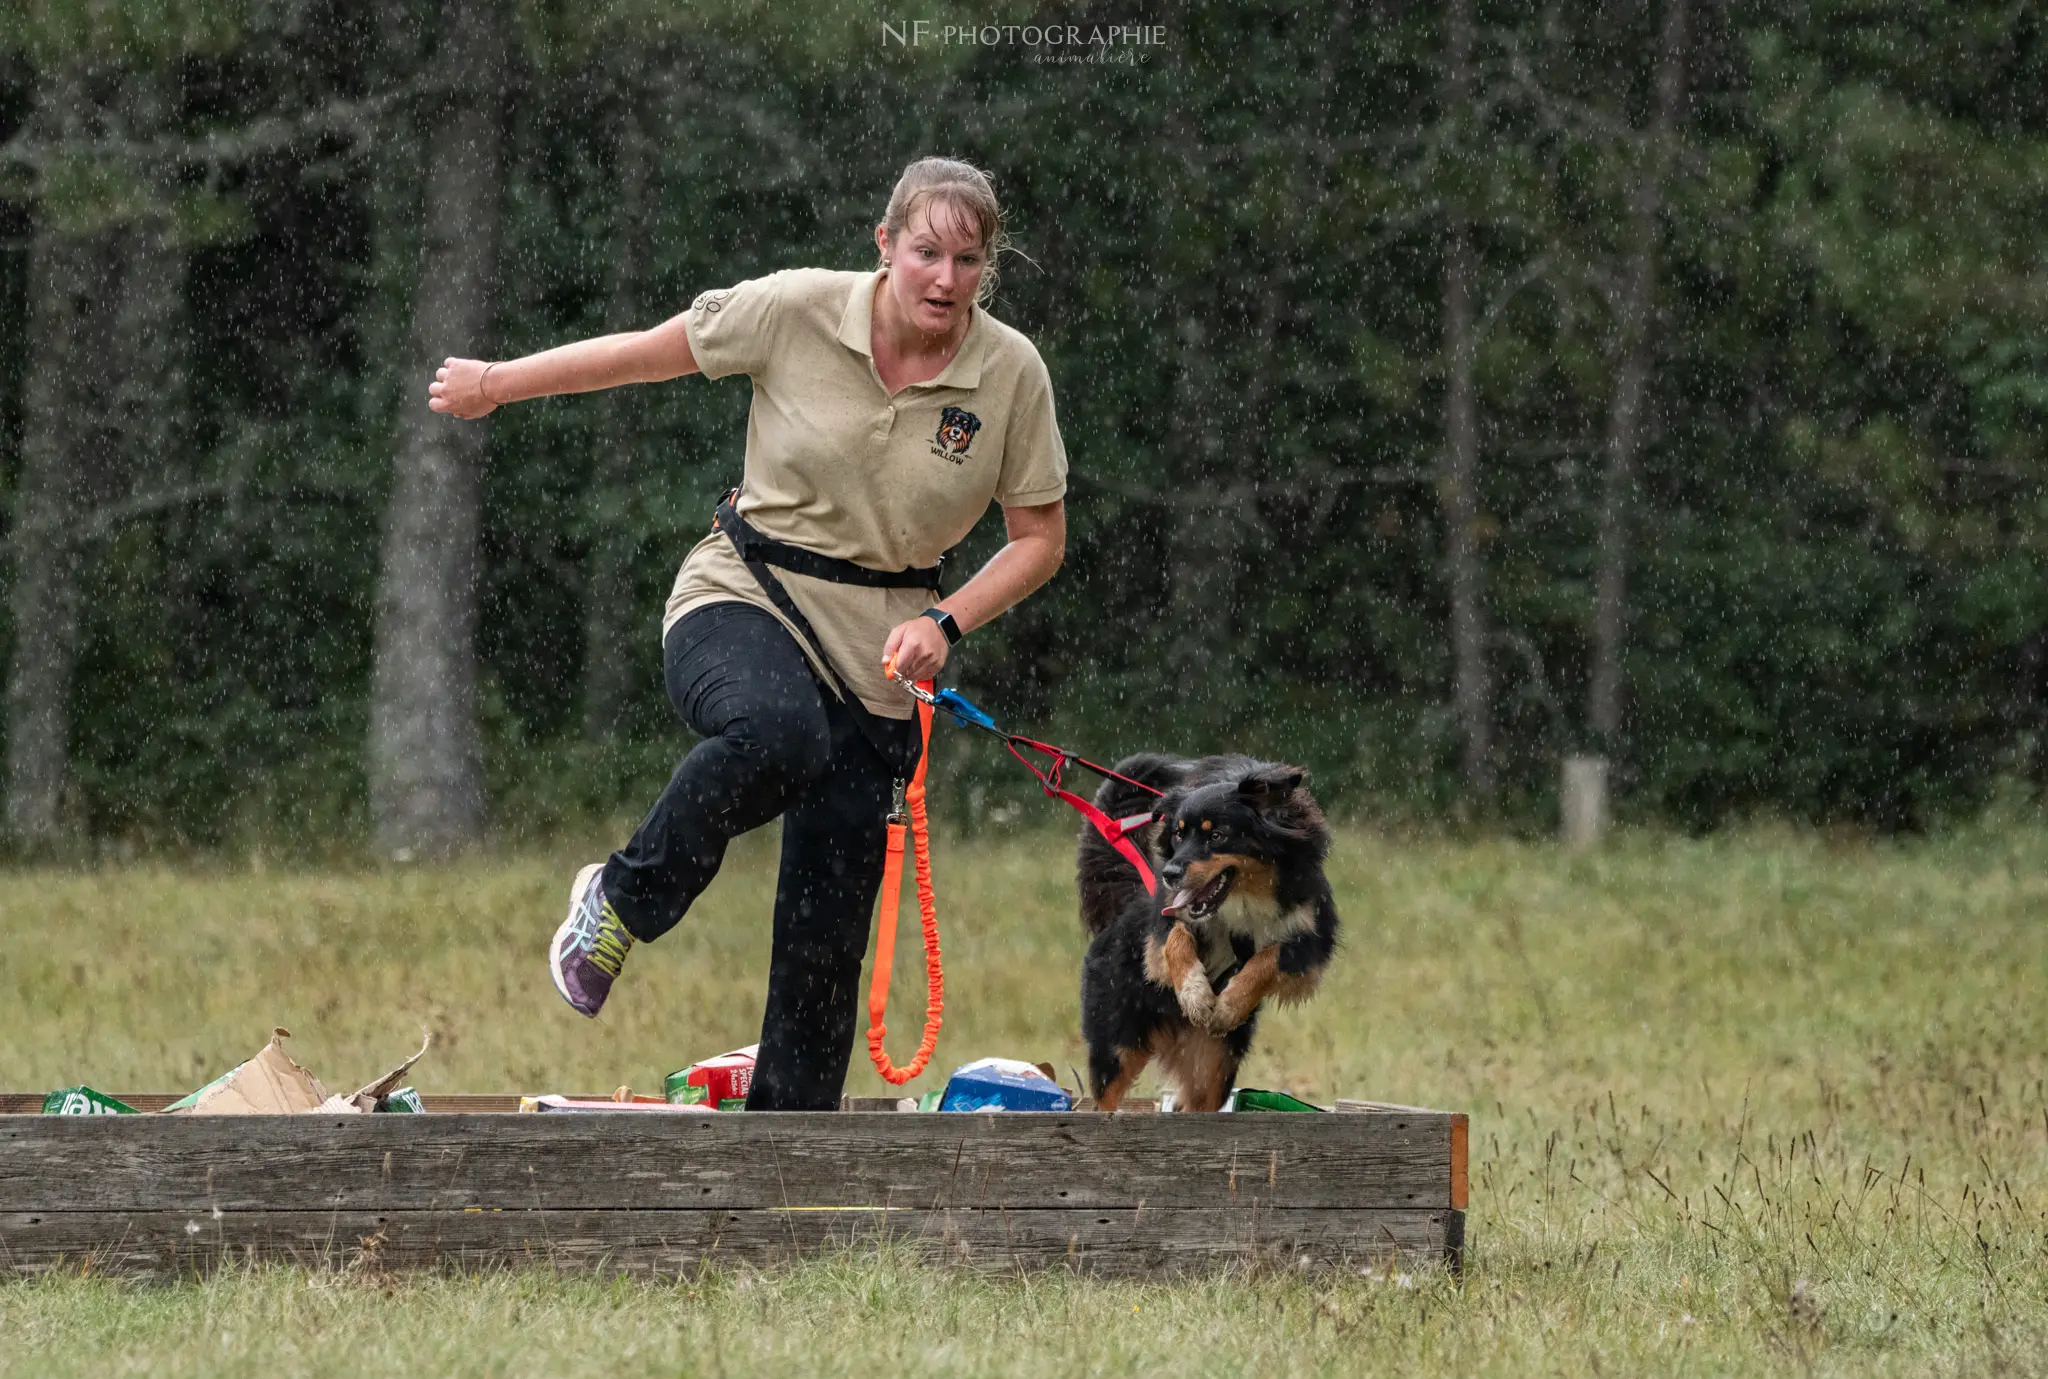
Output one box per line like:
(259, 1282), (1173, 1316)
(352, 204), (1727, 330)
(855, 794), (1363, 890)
(882, 258), (892, 268)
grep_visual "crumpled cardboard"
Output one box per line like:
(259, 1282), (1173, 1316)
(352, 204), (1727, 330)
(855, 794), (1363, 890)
(161, 1028), (431, 1116)
(319, 1029), (432, 1114)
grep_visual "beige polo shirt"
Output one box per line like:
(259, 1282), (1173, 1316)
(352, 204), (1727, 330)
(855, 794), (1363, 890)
(664, 268), (1068, 719)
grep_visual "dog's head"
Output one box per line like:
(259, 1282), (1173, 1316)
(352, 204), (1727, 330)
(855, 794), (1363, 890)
(1156, 761), (1326, 920)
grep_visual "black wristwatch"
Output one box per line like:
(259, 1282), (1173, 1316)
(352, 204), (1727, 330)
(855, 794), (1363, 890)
(921, 607), (962, 646)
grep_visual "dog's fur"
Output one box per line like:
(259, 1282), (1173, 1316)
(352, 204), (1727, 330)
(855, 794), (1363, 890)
(1077, 754), (1339, 1112)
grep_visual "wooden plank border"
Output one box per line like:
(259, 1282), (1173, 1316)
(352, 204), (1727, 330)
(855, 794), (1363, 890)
(0, 1106), (1469, 1278)
(1, 1206), (1462, 1279)
(1, 1112), (1456, 1214)
(1337, 1100), (1467, 1213)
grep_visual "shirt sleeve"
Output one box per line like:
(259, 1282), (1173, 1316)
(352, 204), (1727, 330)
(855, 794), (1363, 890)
(682, 272), (785, 381)
(995, 352), (1069, 507)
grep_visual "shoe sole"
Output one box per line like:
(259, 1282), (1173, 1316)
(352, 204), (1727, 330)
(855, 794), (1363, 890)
(550, 862), (607, 1016)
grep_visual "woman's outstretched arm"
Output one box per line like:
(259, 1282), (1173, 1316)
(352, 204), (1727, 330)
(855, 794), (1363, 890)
(428, 311), (700, 419)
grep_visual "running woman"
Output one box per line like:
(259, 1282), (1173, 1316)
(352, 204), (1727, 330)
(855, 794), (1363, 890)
(427, 157), (1067, 1109)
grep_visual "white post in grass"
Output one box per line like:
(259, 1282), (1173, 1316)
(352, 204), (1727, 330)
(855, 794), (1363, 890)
(1562, 755), (1609, 850)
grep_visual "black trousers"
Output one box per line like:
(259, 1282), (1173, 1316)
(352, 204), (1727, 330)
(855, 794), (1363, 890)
(601, 602), (918, 1111)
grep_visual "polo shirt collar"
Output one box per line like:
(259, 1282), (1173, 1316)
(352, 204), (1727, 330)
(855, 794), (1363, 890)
(839, 269), (987, 390)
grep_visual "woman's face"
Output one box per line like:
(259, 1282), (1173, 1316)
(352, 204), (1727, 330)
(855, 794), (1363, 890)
(878, 199), (987, 340)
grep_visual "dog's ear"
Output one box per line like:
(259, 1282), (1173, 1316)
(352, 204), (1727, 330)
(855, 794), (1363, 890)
(1237, 764), (1306, 803)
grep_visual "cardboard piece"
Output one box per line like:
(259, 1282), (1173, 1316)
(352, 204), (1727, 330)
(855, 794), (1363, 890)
(43, 1086), (139, 1115)
(161, 1028), (431, 1116)
(318, 1029), (433, 1114)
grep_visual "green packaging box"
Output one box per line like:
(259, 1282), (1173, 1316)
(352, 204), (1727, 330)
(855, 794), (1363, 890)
(43, 1086), (138, 1116)
(377, 1086), (426, 1113)
(1227, 1087), (1325, 1113)
(660, 1077), (741, 1111)
(665, 1074), (709, 1106)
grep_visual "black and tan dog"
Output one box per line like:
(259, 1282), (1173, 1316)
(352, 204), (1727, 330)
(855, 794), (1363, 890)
(1077, 754), (1339, 1112)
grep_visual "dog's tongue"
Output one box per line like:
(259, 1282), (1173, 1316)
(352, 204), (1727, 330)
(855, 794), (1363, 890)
(1162, 888), (1195, 917)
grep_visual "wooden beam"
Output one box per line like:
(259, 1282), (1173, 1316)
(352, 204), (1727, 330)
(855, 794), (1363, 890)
(0, 1112), (1456, 1213)
(0, 1206), (1463, 1278)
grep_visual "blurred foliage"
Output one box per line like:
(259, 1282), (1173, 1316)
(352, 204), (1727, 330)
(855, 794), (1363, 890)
(0, 0), (2041, 850)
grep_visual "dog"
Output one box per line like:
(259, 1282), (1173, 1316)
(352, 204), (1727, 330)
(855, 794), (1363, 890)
(1077, 753), (1339, 1112)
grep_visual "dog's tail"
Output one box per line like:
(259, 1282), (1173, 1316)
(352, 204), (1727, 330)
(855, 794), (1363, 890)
(1076, 753), (1186, 936)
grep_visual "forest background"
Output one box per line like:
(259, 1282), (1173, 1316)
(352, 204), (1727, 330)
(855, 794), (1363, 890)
(0, 0), (2041, 857)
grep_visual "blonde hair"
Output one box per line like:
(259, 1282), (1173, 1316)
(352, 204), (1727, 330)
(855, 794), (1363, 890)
(879, 156), (1011, 308)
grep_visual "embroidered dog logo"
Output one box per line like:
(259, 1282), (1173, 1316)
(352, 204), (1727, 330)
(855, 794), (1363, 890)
(932, 406), (982, 464)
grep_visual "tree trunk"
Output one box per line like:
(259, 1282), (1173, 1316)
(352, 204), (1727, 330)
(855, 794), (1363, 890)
(5, 223), (100, 846)
(1588, 0), (1689, 755)
(5, 60), (176, 848)
(581, 78), (653, 743)
(1561, 754), (1610, 849)
(1439, 0), (1493, 802)
(368, 0), (508, 856)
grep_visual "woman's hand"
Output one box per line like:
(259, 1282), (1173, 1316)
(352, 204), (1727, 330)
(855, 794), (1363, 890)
(429, 357), (498, 419)
(882, 615), (950, 683)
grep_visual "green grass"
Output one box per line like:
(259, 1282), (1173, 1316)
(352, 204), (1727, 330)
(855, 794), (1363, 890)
(4, 822), (2048, 1376)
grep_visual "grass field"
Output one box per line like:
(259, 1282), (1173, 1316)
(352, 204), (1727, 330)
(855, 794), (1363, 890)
(4, 821), (2047, 1376)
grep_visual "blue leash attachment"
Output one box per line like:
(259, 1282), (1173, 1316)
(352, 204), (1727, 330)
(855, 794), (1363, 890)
(889, 673), (1001, 736)
(928, 687), (998, 733)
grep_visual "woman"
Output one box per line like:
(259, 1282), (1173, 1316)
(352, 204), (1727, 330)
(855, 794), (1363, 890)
(428, 157), (1067, 1109)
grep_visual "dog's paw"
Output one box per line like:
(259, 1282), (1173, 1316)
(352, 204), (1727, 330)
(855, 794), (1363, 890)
(1161, 925), (1216, 1021)
(1200, 1002), (1248, 1036)
(1176, 972), (1216, 1026)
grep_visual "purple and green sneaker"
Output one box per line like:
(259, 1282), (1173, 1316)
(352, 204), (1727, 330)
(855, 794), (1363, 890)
(550, 863), (634, 1017)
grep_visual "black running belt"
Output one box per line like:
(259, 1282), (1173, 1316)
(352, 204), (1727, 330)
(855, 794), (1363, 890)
(712, 494), (928, 778)
(714, 495), (941, 591)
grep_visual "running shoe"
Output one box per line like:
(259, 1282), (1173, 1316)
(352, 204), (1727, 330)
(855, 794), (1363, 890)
(550, 863), (634, 1017)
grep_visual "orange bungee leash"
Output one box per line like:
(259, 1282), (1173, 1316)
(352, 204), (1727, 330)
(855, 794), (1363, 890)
(865, 679), (943, 1084)
(865, 665), (1168, 1085)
